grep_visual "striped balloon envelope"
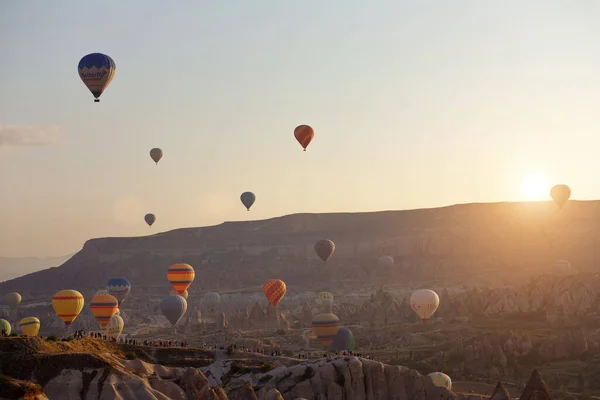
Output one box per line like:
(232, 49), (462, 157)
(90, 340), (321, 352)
(312, 313), (340, 348)
(20, 317), (40, 337)
(167, 264), (195, 295)
(90, 293), (119, 329)
(52, 289), (85, 328)
(263, 279), (286, 307)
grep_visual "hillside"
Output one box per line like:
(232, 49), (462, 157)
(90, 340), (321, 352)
(0, 201), (597, 300)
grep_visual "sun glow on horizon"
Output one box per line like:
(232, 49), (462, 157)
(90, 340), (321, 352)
(520, 172), (549, 201)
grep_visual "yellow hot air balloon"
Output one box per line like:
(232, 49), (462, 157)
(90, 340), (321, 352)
(90, 292), (119, 329)
(311, 313), (340, 348)
(167, 264), (195, 294)
(52, 289), (85, 328)
(410, 289), (440, 323)
(20, 317), (40, 337)
(428, 372), (452, 390)
(316, 292), (333, 311)
(0, 318), (11, 336)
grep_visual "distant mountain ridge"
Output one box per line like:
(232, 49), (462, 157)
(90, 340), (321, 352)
(0, 254), (73, 283)
(1, 201), (599, 300)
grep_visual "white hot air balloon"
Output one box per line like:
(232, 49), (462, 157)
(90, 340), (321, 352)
(378, 255), (394, 267)
(553, 260), (572, 274)
(410, 289), (440, 323)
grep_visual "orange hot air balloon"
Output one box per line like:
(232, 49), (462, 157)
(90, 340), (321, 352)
(263, 279), (287, 307)
(90, 292), (119, 328)
(52, 289), (85, 328)
(294, 125), (314, 151)
(167, 264), (195, 294)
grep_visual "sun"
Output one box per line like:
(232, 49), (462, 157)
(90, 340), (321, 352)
(520, 172), (548, 201)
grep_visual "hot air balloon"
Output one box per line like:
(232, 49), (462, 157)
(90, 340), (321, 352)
(263, 279), (286, 307)
(427, 372), (452, 390)
(150, 148), (163, 164)
(378, 255), (394, 267)
(78, 53), (116, 102)
(315, 240), (335, 263)
(20, 317), (40, 337)
(550, 184), (571, 209)
(167, 264), (195, 295)
(105, 314), (124, 339)
(145, 213), (156, 227)
(0, 319), (11, 336)
(410, 289), (440, 323)
(90, 292), (119, 329)
(312, 313), (340, 348)
(106, 277), (131, 306)
(553, 259), (572, 274)
(330, 327), (355, 352)
(316, 292), (334, 311)
(294, 125), (314, 151)
(3, 292), (21, 311)
(52, 289), (84, 328)
(161, 295), (187, 326)
(240, 192), (256, 211)
(201, 292), (221, 310)
(170, 288), (189, 300)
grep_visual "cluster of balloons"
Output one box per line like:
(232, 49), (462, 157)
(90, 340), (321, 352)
(162, 263), (195, 327)
(78, 53), (319, 228)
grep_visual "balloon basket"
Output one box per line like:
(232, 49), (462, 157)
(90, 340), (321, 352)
(94, 99), (100, 103)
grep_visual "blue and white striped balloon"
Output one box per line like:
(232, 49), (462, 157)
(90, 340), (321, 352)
(106, 277), (131, 306)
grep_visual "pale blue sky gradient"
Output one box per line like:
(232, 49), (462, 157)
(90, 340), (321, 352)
(2, 1), (600, 256)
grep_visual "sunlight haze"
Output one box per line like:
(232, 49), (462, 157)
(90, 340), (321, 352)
(2, 0), (600, 257)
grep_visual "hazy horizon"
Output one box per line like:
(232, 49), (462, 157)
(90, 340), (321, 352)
(3, 1), (600, 257)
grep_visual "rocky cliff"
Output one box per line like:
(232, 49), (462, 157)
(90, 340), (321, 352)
(0, 337), (455, 400)
(1, 201), (599, 301)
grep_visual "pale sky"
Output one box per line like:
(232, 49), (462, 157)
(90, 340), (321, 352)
(1, 1), (600, 257)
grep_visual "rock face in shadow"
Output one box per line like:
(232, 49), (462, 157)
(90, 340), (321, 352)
(519, 369), (553, 400)
(489, 381), (512, 400)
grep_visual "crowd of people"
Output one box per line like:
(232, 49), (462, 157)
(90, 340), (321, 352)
(72, 330), (189, 348)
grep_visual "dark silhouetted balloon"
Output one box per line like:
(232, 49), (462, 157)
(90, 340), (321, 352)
(240, 192), (256, 211)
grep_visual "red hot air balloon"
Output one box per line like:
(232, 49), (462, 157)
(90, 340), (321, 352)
(294, 125), (314, 151)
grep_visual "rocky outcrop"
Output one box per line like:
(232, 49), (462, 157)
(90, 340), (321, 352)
(210, 356), (454, 400)
(489, 381), (511, 400)
(519, 369), (553, 400)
